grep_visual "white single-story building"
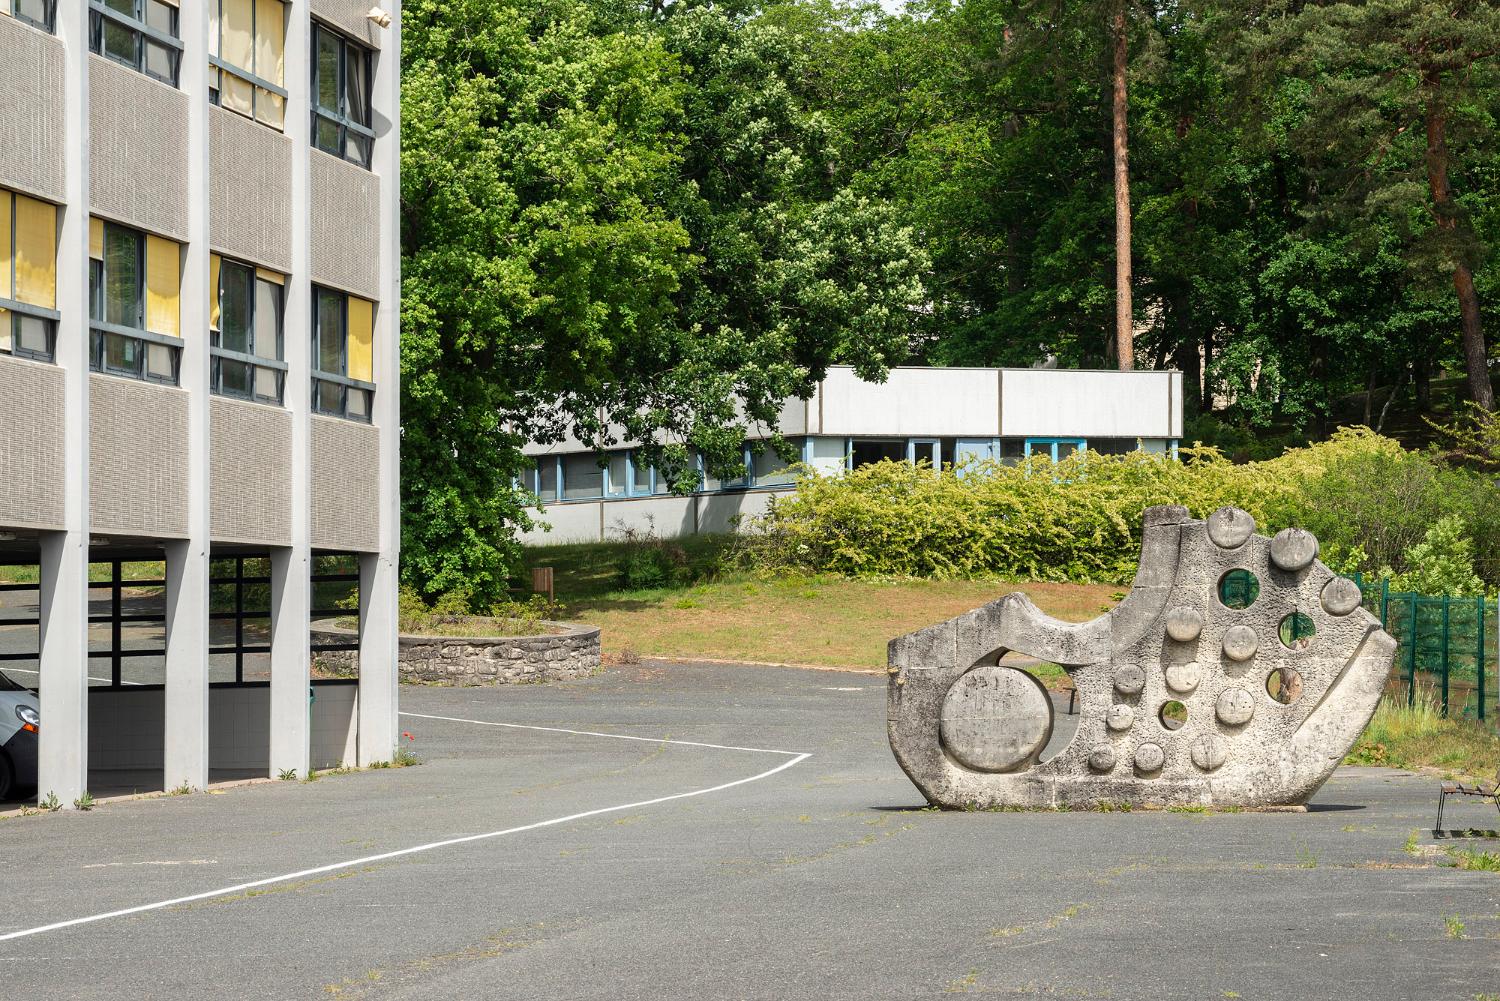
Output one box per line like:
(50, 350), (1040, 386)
(520, 366), (1185, 544)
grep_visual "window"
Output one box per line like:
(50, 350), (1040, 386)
(211, 256), (285, 404)
(5, 0), (56, 32)
(536, 458), (558, 501)
(850, 439), (906, 469)
(698, 450), (748, 492)
(1090, 438), (1139, 456)
(750, 441), (799, 487)
(90, 0), (182, 86)
(1024, 438), (1087, 463)
(311, 285), (374, 421)
(209, 0), (287, 129)
(312, 23), (373, 167)
(605, 453), (628, 497)
(909, 439), (941, 470)
(630, 452), (652, 495)
(89, 219), (181, 384)
(561, 454), (603, 500)
(0, 190), (58, 362)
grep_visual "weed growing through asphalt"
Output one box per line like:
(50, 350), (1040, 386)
(170, 782), (191, 796)
(38, 792), (60, 811)
(1445, 849), (1500, 872)
(279, 768), (298, 781)
(1404, 830), (1420, 854)
(1295, 844), (1318, 868)
(72, 792), (94, 811)
(392, 746), (419, 767)
(1445, 915), (1466, 939)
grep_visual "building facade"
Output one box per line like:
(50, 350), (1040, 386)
(0, 0), (400, 804)
(521, 366), (1184, 544)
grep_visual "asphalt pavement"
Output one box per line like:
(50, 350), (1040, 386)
(0, 660), (1495, 1000)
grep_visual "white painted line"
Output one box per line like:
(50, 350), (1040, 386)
(399, 711), (806, 757)
(0, 717), (811, 944)
(0, 667), (143, 686)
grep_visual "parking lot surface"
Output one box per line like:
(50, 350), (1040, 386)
(1, 661), (1496, 1000)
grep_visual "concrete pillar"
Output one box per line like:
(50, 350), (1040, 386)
(162, 0), (213, 792)
(36, 0), (94, 808)
(270, 0), (313, 777)
(357, 2), (402, 765)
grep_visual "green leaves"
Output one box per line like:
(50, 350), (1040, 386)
(400, 0), (929, 599)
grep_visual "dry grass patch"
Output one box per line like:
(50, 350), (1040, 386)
(558, 575), (1118, 673)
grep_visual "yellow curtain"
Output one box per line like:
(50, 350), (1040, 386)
(255, 0), (284, 86)
(89, 216), (103, 260)
(255, 266), (284, 284)
(210, 253), (221, 330)
(0, 194), (11, 300)
(347, 296), (374, 382)
(146, 236), (181, 338)
(14, 195), (56, 309)
(221, 0), (255, 115)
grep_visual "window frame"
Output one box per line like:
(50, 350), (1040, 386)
(10, 0), (56, 32)
(211, 257), (287, 406)
(208, 0), (289, 130)
(89, 0), (184, 87)
(1, 190), (59, 364)
(88, 221), (180, 385)
(310, 285), (374, 423)
(310, 21), (375, 168)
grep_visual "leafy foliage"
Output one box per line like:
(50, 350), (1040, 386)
(737, 429), (1500, 587)
(400, 0), (929, 600)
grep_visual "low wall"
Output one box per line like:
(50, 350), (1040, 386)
(313, 621), (601, 686)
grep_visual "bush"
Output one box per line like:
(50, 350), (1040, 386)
(735, 428), (1500, 587)
(614, 524), (691, 591)
(1383, 516), (1486, 597)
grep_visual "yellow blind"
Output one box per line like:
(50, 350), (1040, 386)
(222, 0), (255, 114)
(255, 266), (284, 284)
(14, 195), (56, 309)
(209, 253), (221, 330)
(0, 195), (11, 301)
(146, 235), (181, 338)
(255, 0), (285, 87)
(347, 296), (374, 382)
(89, 216), (103, 260)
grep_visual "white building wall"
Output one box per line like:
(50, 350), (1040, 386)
(813, 367), (1000, 437)
(999, 369), (1181, 439)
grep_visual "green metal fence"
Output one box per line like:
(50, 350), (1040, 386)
(1350, 575), (1494, 723)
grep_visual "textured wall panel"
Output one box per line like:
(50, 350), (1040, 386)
(210, 396), (293, 546)
(89, 56), (190, 240)
(89, 375), (190, 538)
(209, 107), (293, 272)
(310, 415), (379, 552)
(311, 0), (384, 48)
(0, 356), (65, 529)
(0, 17), (65, 201)
(310, 150), (381, 300)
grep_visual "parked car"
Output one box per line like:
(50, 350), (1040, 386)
(0, 670), (38, 800)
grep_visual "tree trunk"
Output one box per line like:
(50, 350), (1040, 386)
(1111, 0), (1133, 371)
(1414, 355), (1431, 411)
(1424, 89), (1493, 410)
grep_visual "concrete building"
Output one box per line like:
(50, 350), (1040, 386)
(0, 0), (400, 805)
(521, 366), (1184, 544)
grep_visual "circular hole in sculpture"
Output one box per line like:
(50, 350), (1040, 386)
(1217, 569), (1260, 610)
(1266, 668), (1303, 705)
(1278, 611), (1316, 650)
(1158, 700), (1188, 731)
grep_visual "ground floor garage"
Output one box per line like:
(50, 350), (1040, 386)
(0, 661), (1495, 999)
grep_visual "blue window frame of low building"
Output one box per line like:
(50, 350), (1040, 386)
(10, 0), (55, 31)
(89, 0), (183, 87)
(1024, 438), (1087, 462)
(88, 221), (180, 385)
(311, 21), (374, 168)
(212, 258), (286, 405)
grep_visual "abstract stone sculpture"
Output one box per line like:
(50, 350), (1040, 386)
(886, 506), (1397, 809)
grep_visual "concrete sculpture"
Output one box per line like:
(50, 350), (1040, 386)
(886, 506), (1397, 809)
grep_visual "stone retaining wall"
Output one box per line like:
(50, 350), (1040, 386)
(311, 620), (601, 686)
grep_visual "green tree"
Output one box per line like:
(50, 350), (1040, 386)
(401, 0), (928, 600)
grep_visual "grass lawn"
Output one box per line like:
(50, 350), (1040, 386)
(522, 537), (1121, 674)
